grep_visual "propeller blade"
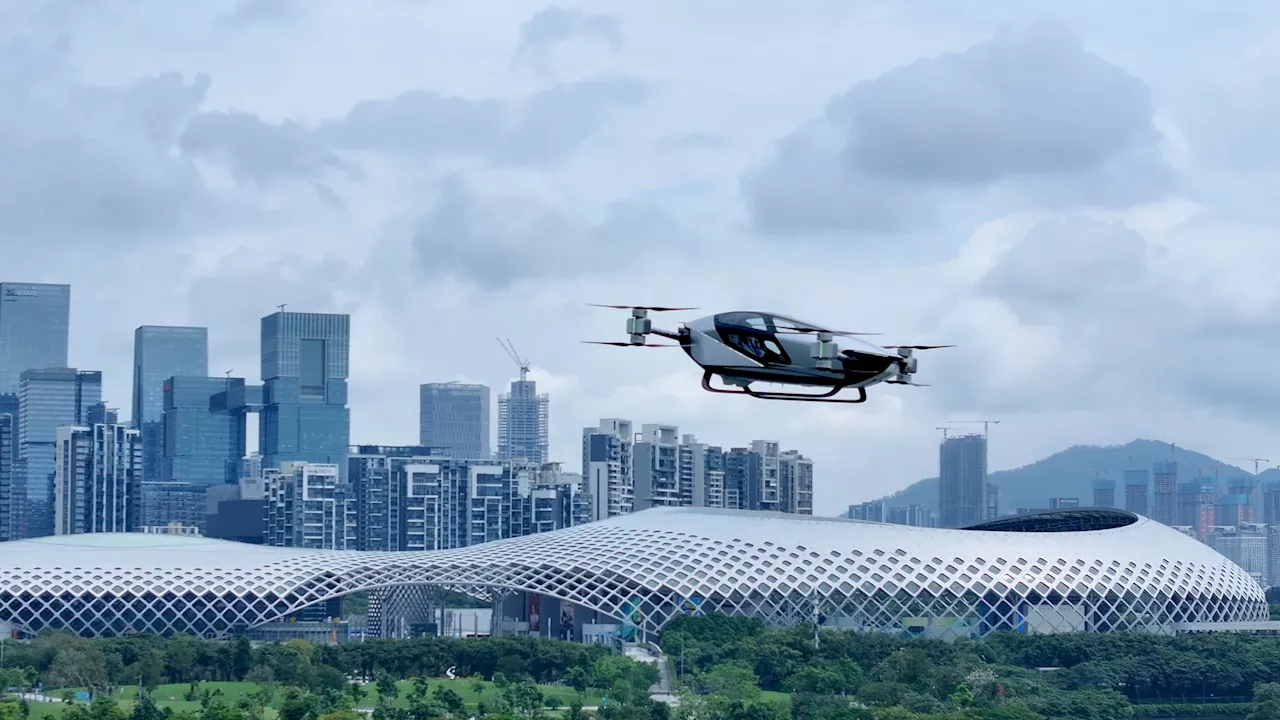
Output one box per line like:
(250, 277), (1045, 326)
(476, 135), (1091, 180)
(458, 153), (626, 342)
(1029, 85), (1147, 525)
(587, 304), (698, 312)
(581, 341), (682, 347)
(883, 345), (955, 350)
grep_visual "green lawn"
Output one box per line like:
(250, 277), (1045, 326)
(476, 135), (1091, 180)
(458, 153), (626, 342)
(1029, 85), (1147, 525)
(20, 678), (609, 716)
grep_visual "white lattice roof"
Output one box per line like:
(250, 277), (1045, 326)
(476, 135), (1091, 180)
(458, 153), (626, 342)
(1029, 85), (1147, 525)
(0, 507), (1265, 637)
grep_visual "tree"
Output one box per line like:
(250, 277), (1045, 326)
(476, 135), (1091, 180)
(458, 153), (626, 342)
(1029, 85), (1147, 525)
(700, 664), (760, 705)
(278, 690), (318, 720)
(376, 675), (400, 707)
(131, 694), (165, 720)
(46, 646), (110, 694)
(502, 681), (544, 717)
(346, 683), (366, 708)
(432, 686), (466, 717)
(230, 638), (254, 681)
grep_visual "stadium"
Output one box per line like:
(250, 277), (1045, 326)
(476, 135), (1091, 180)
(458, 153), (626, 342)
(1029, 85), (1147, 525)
(0, 507), (1265, 641)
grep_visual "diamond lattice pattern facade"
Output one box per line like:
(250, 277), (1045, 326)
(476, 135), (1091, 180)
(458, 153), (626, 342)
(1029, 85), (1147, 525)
(0, 507), (1264, 638)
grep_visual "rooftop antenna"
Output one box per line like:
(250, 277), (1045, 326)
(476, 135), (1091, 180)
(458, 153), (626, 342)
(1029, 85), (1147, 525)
(497, 338), (530, 382)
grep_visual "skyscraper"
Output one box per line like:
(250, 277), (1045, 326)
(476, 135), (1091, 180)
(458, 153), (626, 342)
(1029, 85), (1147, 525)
(162, 376), (248, 486)
(1092, 478), (1116, 508)
(16, 368), (101, 538)
(131, 326), (208, 482)
(1124, 469), (1150, 516)
(0, 414), (12, 540)
(939, 433), (986, 528)
(1152, 460), (1178, 526)
(259, 312), (351, 475)
(497, 378), (548, 465)
(419, 383), (490, 459)
(0, 283), (70, 396)
(54, 423), (141, 535)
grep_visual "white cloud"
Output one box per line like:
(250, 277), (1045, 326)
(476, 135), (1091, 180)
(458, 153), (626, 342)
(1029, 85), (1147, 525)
(5, 1), (1280, 513)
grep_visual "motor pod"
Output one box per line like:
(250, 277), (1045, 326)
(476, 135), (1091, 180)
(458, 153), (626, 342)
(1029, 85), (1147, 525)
(810, 331), (841, 371)
(626, 309), (652, 345)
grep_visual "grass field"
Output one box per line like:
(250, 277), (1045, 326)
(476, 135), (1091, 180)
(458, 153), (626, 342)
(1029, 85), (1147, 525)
(17, 678), (789, 717)
(19, 678), (609, 717)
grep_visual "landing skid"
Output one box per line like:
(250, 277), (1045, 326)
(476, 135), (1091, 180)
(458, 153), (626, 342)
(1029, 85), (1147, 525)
(701, 370), (868, 404)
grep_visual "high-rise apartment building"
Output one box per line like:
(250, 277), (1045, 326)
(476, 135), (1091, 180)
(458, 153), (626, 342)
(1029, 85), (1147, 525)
(0, 283), (70, 396)
(53, 423), (141, 535)
(778, 449), (814, 515)
(1262, 481), (1280, 525)
(633, 424), (680, 510)
(259, 312), (351, 475)
(131, 326), (208, 482)
(1227, 478), (1257, 524)
(498, 378), (548, 465)
(16, 368), (101, 538)
(530, 463), (592, 533)
(0, 414), (12, 540)
(1124, 469), (1150, 516)
(745, 440), (782, 511)
(419, 383), (490, 460)
(725, 448), (752, 510)
(1216, 493), (1252, 528)
(985, 484), (1000, 519)
(1209, 526), (1266, 587)
(678, 435), (726, 508)
(1176, 481), (1216, 540)
(265, 462), (354, 549)
(1092, 478), (1116, 508)
(848, 501), (935, 527)
(348, 445), (437, 552)
(1152, 461), (1178, 526)
(939, 433), (986, 528)
(582, 419), (633, 521)
(162, 376), (248, 486)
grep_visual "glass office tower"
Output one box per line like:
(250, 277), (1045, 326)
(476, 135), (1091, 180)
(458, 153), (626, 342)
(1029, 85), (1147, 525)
(132, 326), (209, 482)
(16, 368), (101, 538)
(162, 376), (247, 486)
(259, 312), (350, 476)
(419, 383), (490, 459)
(0, 283), (71, 396)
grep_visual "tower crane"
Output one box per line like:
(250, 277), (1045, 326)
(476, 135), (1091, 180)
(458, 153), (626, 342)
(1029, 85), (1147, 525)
(945, 419), (1001, 438)
(1226, 457), (1270, 476)
(496, 338), (530, 382)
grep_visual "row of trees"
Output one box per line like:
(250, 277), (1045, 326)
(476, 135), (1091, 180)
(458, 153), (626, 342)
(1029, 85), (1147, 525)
(659, 615), (1280, 719)
(0, 633), (630, 696)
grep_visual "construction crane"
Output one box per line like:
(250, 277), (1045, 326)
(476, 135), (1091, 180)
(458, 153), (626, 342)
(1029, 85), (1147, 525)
(945, 419), (1001, 438)
(496, 338), (530, 382)
(1226, 457), (1270, 475)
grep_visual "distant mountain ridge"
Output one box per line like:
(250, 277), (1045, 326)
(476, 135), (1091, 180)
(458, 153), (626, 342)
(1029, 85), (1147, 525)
(869, 439), (1280, 515)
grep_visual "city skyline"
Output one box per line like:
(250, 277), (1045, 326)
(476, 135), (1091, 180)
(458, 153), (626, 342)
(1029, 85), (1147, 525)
(8, 4), (1280, 512)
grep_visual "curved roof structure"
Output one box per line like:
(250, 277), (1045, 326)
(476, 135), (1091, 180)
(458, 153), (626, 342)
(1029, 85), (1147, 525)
(0, 507), (1265, 638)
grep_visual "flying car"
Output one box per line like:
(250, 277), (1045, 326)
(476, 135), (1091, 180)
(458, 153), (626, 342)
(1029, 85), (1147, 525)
(585, 305), (952, 404)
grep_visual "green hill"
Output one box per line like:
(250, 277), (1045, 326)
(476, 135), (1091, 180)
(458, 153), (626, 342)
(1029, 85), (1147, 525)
(871, 439), (1274, 514)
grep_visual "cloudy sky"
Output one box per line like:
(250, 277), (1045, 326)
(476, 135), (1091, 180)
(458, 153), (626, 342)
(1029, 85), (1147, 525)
(6, 0), (1280, 513)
